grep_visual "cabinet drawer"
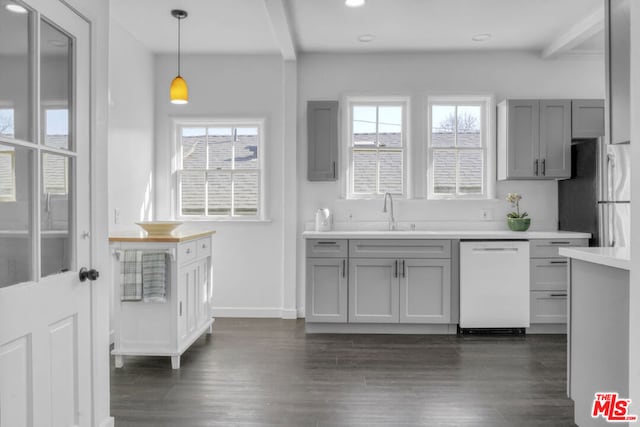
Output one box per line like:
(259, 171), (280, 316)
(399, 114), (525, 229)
(530, 291), (567, 324)
(178, 241), (197, 265)
(349, 239), (451, 259)
(530, 259), (568, 291)
(196, 237), (212, 258)
(530, 239), (587, 258)
(306, 239), (348, 258)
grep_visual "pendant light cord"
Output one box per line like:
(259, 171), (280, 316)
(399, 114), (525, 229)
(177, 16), (181, 76)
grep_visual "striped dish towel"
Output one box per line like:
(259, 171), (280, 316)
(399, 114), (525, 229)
(120, 250), (143, 301)
(142, 252), (167, 303)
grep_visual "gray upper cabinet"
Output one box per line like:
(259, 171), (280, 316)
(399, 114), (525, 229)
(606, 0), (630, 144)
(307, 100), (339, 181)
(497, 99), (571, 180)
(571, 100), (605, 138)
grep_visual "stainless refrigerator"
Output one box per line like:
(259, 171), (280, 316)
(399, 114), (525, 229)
(558, 138), (630, 247)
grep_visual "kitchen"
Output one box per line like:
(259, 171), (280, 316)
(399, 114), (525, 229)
(0, 0), (639, 426)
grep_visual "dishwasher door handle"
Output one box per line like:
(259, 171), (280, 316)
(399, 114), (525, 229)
(472, 247), (519, 252)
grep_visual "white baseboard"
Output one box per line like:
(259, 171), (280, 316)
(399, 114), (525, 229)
(211, 306), (299, 319)
(99, 416), (115, 427)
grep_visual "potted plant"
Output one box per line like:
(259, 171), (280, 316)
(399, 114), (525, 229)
(506, 193), (530, 231)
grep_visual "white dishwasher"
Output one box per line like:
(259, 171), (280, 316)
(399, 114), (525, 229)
(459, 240), (530, 332)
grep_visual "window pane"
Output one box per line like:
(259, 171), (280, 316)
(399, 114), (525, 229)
(432, 150), (456, 194)
(44, 109), (69, 149)
(181, 128), (206, 169)
(206, 172), (231, 216)
(0, 109), (14, 138)
(0, 4), (32, 141)
(458, 150), (483, 194)
(233, 172), (258, 216)
(431, 105), (455, 147)
(352, 106), (376, 146)
(352, 149), (377, 194)
(41, 153), (71, 278)
(180, 171), (205, 216)
(457, 105), (481, 147)
(234, 127), (258, 170)
(378, 150), (403, 194)
(207, 128), (233, 170)
(41, 19), (72, 150)
(378, 106), (402, 148)
(0, 144), (33, 287)
(0, 145), (15, 201)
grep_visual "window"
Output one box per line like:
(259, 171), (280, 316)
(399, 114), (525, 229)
(0, 145), (15, 202)
(347, 98), (407, 198)
(0, 108), (14, 139)
(176, 121), (263, 219)
(428, 98), (490, 199)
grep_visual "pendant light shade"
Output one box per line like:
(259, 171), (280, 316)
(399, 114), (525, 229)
(170, 76), (188, 104)
(170, 9), (188, 104)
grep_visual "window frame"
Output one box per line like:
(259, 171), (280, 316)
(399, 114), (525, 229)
(172, 118), (266, 221)
(343, 96), (410, 200)
(426, 96), (495, 200)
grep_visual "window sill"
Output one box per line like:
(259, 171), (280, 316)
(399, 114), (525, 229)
(178, 217), (272, 223)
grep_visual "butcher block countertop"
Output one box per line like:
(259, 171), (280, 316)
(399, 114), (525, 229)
(109, 230), (216, 243)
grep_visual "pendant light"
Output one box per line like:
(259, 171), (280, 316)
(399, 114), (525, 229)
(170, 9), (188, 104)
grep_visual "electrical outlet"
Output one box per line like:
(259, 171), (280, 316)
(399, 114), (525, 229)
(480, 209), (493, 221)
(114, 208), (120, 224)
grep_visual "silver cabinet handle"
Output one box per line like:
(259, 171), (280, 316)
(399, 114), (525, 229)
(549, 260), (567, 264)
(317, 241), (337, 245)
(550, 293), (567, 297)
(186, 248), (191, 254)
(342, 259), (346, 278)
(394, 260), (398, 278)
(542, 159), (546, 176)
(402, 260), (405, 278)
(179, 301), (183, 316)
(550, 241), (570, 245)
(534, 159), (539, 176)
(202, 243), (207, 248)
(332, 161), (336, 179)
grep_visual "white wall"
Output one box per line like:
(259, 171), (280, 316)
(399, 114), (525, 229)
(296, 51), (605, 313)
(108, 19), (155, 231)
(154, 54), (292, 317)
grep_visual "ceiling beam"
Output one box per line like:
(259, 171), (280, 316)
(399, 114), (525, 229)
(542, 6), (604, 59)
(263, 0), (297, 61)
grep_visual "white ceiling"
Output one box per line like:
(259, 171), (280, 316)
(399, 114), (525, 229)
(110, 0), (604, 57)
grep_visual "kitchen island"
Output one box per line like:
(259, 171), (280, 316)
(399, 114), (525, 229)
(303, 230), (590, 334)
(109, 229), (216, 369)
(560, 247), (631, 427)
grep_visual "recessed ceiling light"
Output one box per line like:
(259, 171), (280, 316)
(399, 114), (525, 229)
(358, 34), (375, 43)
(5, 3), (27, 13)
(472, 33), (492, 42)
(345, 0), (365, 7)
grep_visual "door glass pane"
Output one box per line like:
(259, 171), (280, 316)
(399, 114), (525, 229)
(41, 152), (71, 277)
(0, 144), (33, 287)
(0, 2), (32, 142)
(40, 19), (72, 150)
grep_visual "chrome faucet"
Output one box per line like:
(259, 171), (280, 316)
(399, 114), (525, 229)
(383, 192), (396, 231)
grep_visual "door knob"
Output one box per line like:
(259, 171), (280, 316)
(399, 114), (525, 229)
(79, 267), (100, 282)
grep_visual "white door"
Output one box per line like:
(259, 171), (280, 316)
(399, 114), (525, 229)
(0, 1), (92, 426)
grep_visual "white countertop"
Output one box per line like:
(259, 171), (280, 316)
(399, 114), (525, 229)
(302, 230), (591, 240)
(559, 247), (630, 271)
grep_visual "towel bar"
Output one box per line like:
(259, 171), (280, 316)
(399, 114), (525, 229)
(112, 248), (176, 261)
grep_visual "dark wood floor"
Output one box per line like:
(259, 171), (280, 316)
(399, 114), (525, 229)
(111, 318), (576, 427)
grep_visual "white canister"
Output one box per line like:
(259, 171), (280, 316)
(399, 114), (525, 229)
(315, 208), (332, 232)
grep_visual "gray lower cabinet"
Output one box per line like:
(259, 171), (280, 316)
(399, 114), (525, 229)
(571, 100), (605, 138)
(348, 258), (398, 323)
(347, 239), (452, 325)
(306, 258), (347, 323)
(305, 239), (348, 323)
(529, 239), (587, 325)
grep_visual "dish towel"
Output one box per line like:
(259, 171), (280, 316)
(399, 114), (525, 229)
(142, 251), (167, 303)
(120, 250), (143, 301)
